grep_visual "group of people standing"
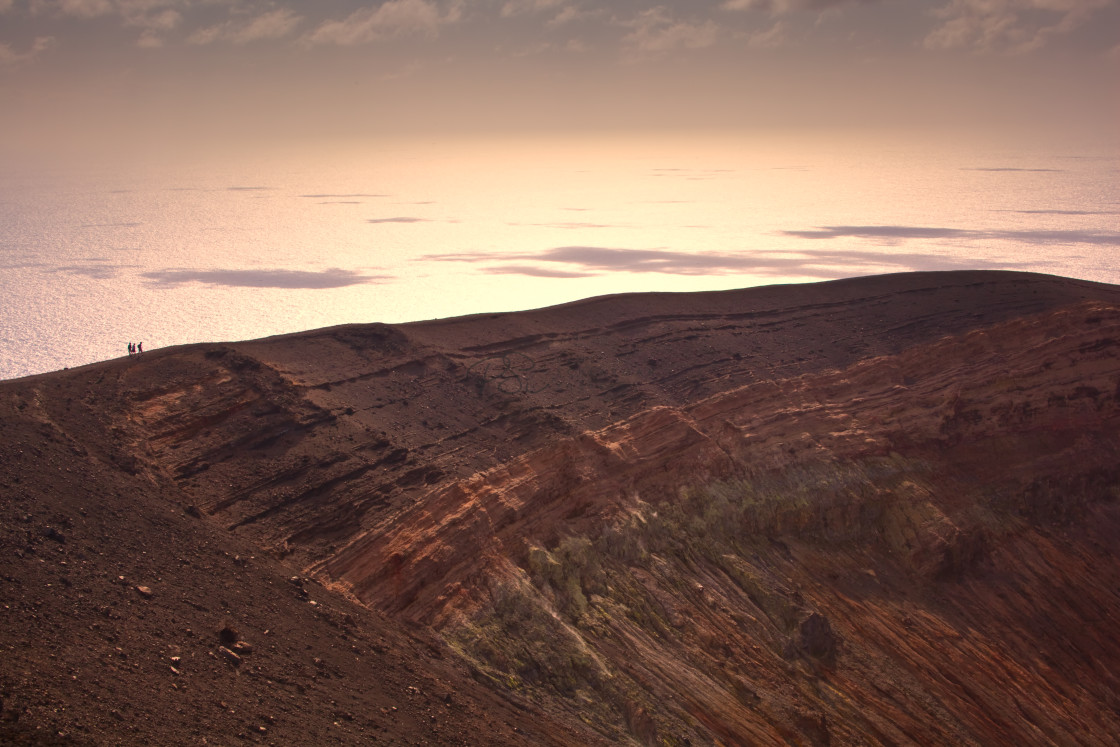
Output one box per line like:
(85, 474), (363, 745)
(128, 342), (143, 356)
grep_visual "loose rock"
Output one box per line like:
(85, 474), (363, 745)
(217, 646), (242, 667)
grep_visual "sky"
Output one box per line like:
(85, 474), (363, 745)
(1, 0), (1117, 157)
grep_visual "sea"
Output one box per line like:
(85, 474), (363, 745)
(1, 130), (1117, 381)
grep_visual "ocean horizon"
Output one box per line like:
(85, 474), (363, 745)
(2, 130), (1118, 382)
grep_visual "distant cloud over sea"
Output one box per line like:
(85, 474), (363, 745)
(141, 268), (389, 289)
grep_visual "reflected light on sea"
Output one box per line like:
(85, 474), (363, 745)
(1, 130), (1117, 380)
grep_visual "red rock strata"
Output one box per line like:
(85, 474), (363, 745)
(3, 270), (1120, 744)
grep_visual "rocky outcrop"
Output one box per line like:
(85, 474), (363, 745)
(316, 299), (1120, 610)
(4, 270), (1120, 745)
(303, 297), (1120, 744)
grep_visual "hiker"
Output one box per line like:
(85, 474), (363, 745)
(138, 342), (143, 354)
(128, 342), (134, 356)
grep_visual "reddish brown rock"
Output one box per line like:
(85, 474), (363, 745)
(216, 645), (242, 667)
(3, 270), (1120, 745)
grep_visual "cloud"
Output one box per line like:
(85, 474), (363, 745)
(620, 7), (720, 57)
(300, 193), (388, 198)
(0, 36), (56, 67)
(924, 0), (1114, 53)
(508, 40), (554, 57)
(141, 267), (389, 289)
(30, 0), (184, 46)
(533, 246), (750, 273)
(500, 0), (564, 18)
(142, 7), (180, 30)
(366, 217), (430, 223)
(745, 20), (786, 47)
(1009, 209), (1119, 215)
(484, 264), (593, 278)
(422, 245), (1024, 278)
(189, 8), (302, 45)
(50, 263), (128, 279)
(426, 245), (804, 275)
(548, 5), (602, 26)
(782, 224), (1120, 245)
(962, 167), (1064, 172)
(721, 0), (878, 12)
(720, 0), (1112, 54)
(34, 0), (114, 18)
(306, 0), (460, 45)
(80, 221), (143, 227)
(129, 8), (180, 45)
(510, 221), (624, 229)
(135, 28), (161, 46)
(33, 0), (182, 26)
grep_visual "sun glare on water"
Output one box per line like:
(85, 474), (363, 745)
(0, 130), (1117, 381)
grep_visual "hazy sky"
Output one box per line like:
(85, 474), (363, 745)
(2, 0), (1118, 154)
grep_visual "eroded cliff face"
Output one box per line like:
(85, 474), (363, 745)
(310, 299), (1120, 744)
(6, 271), (1120, 745)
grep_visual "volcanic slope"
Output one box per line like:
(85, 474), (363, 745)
(0, 375), (606, 745)
(4, 269), (1120, 745)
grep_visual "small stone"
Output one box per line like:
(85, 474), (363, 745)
(217, 646), (242, 667)
(135, 586), (153, 598)
(231, 641), (253, 656)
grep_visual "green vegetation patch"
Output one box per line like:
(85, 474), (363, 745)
(445, 453), (936, 743)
